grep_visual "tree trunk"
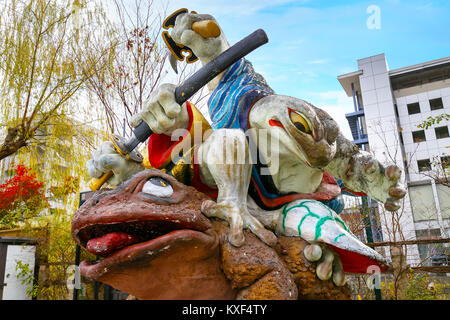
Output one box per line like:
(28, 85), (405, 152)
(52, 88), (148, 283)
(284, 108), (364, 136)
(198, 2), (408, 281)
(390, 245), (408, 299)
(0, 126), (28, 161)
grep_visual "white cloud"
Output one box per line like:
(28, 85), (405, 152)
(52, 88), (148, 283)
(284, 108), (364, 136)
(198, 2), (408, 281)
(164, 0), (307, 16)
(311, 90), (352, 105)
(307, 59), (330, 65)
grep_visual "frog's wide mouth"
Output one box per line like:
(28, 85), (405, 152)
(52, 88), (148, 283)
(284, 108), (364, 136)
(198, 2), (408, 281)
(77, 219), (199, 254)
(73, 209), (218, 281)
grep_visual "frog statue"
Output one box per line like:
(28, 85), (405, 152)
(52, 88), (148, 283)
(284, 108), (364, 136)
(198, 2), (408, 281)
(77, 11), (406, 298)
(72, 169), (353, 299)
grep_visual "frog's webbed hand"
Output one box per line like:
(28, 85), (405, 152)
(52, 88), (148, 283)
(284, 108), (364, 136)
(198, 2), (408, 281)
(326, 134), (406, 211)
(199, 129), (277, 247)
(350, 153), (406, 211)
(86, 141), (144, 187)
(171, 12), (229, 64)
(130, 83), (189, 136)
(303, 243), (346, 286)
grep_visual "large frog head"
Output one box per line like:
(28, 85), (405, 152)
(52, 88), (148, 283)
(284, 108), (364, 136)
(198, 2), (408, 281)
(250, 95), (339, 169)
(72, 169), (234, 299)
(72, 169), (352, 300)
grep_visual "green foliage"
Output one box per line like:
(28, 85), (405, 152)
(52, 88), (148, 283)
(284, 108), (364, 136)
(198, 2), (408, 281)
(381, 269), (450, 300)
(418, 113), (450, 130)
(0, 0), (108, 161)
(0, 0), (109, 300)
(15, 260), (39, 299)
(405, 270), (450, 300)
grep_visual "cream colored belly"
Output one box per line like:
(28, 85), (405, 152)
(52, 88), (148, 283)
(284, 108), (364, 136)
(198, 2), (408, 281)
(271, 160), (323, 194)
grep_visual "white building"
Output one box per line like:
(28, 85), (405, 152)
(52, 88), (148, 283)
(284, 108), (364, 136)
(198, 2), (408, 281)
(338, 54), (450, 266)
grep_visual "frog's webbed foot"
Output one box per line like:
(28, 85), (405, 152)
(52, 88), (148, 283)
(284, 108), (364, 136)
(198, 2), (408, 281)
(202, 200), (277, 247)
(275, 199), (386, 286)
(198, 129), (276, 247)
(303, 243), (346, 286)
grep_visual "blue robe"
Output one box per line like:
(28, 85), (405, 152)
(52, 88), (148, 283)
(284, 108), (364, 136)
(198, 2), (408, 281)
(207, 59), (344, 212)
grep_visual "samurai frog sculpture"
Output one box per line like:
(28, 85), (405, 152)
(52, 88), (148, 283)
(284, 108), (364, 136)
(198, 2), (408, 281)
(85, 12), (406, 289)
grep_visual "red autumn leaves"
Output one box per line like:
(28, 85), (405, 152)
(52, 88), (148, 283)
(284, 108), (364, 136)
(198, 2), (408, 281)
(0, 164), (47, 214)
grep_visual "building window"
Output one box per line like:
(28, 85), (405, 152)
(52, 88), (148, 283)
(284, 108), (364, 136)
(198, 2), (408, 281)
(429, 97), (443, 111)
(436, 184), (450, 219)
(412, 130), (426, 143)
(415, 229), (443, 266)
(409, 184), (437, 222)
(407, 102), (420, 115)
(417, 159), (431, 172)
(435, 126), (449, 139)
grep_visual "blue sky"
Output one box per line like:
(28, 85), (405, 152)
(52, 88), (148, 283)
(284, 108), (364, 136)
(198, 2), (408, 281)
(159, 0), (450, 138)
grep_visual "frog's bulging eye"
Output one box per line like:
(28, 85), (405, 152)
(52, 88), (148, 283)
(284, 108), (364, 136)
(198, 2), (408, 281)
(142, 177), (173, 198)
(289, 109), (311, 134)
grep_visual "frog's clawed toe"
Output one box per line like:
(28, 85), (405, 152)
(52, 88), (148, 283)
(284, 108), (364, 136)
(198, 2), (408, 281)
(201, 200), (277, 247)
(303, 244), (346, 287)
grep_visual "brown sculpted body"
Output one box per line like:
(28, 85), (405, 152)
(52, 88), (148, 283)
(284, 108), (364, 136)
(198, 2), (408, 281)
(72, 170), (350, 300)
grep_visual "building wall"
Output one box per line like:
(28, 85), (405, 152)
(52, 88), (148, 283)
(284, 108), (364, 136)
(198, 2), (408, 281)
(393, 83), (450, 253)
(357, 53), (421, 265)
(394, 84), (450, 182)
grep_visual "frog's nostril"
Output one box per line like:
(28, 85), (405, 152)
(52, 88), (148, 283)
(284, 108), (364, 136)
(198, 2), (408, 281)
(92, 197), (100, 207)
